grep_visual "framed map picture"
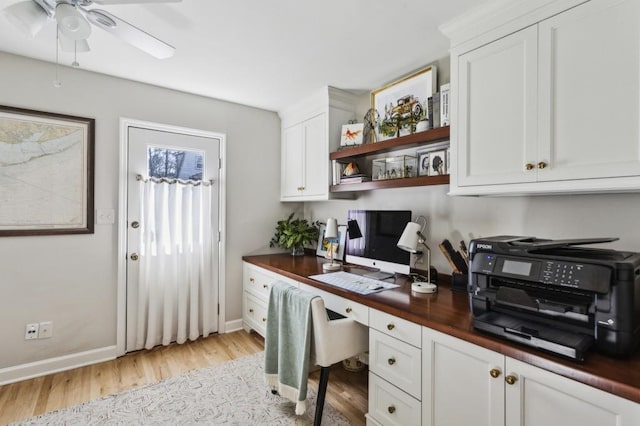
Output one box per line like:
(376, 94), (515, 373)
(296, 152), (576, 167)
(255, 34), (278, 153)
(0, 105), (95, 236)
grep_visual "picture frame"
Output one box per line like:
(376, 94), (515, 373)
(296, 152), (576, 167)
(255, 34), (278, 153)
(316, 224), (347, 261)
(340, 123), (364, 147)
(417, 150), (430, 176)
(428, 149), (447, 176)
(0, 105), (95, 236)
(371, 64), (437, 141)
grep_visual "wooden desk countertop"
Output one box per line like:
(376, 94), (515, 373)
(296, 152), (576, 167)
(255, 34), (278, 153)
(243, 253), (640, 404)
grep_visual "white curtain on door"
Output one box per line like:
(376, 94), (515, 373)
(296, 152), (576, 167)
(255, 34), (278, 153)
(135, 179), (214, 350)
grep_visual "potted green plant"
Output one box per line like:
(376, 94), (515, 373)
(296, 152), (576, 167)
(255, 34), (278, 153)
(269, 213), (320, 256)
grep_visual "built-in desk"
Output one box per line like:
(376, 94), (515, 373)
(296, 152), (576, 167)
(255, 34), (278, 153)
(243, 253), (640, 425)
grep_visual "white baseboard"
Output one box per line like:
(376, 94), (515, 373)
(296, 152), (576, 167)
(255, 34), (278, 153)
(224, 318), (244, 333)
(0, 346), (117, 385)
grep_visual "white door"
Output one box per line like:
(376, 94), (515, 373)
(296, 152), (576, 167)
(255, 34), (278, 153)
(537, 0), (640, 182)
(125, 124), (221, 352)
(457, 25), (538, 187)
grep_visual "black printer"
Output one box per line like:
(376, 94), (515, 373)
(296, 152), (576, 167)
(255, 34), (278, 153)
(468, 236), (640, 361)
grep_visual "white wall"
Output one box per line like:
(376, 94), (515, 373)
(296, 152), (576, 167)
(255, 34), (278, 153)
(0, 52), (293, 371)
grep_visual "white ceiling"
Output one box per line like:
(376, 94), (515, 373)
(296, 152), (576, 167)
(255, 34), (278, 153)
(0, 0), (486, 112)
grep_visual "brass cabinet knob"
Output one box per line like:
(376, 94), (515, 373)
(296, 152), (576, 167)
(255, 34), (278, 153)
(131, 221), (140, 229)
(296, 186), (305, 191)
(263, 284), (268, 289)
(249, 278), (255, 282)
(130, 253), (139, 261)
(345, 307), (353, 313)
(525, 163), (534, 170)
(537, 161), (547, 169)
(388, 405), (396, 414)
(387, 323), (395, 331)
(505, 374), (518, 385)
(249, 309), (254, 313)
(489, 368), (501, 378)
(388, 357), (396, 365)
(262, 317), (267, 322)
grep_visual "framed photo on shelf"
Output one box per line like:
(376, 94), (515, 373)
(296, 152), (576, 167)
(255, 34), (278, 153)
(417, 148), (430, 176)
(340, 123), (364, 147)
(428, 150), (447, 176)
(371, 64), (437, 141)
(0, 105), (95, 236)
(316, 224), (347, 260)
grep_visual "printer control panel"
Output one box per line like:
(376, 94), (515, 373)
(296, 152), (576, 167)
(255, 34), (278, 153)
(472, 253), (611, 293)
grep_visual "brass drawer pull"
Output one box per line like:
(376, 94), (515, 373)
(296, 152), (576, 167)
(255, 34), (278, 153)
(388, 357), (396, 365)
(345, 307), (353, 313)
(387, 323), (395, 331)
(388, 405), (396, 414)
(262, 317), (267, 322)
(525, 163), (534, 170)
(505, 375), (518, 385)
(489, 368), (501, 378)
(249, 309), (254, 313)
(263, 284), (268, 289)
(249, 278), (255, 282)
(537, 161), (547, 169)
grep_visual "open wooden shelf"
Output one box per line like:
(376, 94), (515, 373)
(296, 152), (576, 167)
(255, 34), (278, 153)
(331, 174), (449, 192)
(330, 126), (450, 160)
(329, 126), (450, 193)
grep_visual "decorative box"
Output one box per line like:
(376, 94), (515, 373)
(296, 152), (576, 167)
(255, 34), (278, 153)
(372, 155), (417, 181)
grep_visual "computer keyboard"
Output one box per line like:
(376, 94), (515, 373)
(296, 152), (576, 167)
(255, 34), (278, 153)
(309, 271), (400, 295)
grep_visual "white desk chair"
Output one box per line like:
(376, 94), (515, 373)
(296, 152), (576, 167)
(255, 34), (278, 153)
(310, 297), (368, 426)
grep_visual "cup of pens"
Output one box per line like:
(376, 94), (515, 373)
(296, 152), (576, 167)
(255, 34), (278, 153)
(439, 239), (469, 292)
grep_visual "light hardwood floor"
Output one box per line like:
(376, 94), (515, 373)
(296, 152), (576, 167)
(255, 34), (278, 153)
(0, 330), (367, 425)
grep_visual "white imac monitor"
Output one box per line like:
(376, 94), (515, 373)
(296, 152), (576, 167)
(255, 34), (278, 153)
(345, 210), (411, 279)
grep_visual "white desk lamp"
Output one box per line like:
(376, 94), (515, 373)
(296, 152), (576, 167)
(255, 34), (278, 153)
(397, 218), (437, 293)
(322, 217), (342, 272)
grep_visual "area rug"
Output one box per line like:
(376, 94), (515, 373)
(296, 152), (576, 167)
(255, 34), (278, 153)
(14, 352), (350, 425)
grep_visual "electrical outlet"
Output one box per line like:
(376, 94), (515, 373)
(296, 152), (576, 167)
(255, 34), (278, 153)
(25, 323), (39, 340)
(38, 321), (53, 339)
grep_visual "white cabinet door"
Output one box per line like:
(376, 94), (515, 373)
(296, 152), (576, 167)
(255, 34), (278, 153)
(537, 0), (640, 182)
(422, 327), (504, 426)
(300, 113), (327, 198)
(280, 113), (328, 200)
(281, 122), (305, 200)
(457, 25), (538, 187)
(505, 357), (640, 426)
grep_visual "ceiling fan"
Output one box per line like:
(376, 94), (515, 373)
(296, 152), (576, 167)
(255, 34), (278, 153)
(3, 0), (181, 59)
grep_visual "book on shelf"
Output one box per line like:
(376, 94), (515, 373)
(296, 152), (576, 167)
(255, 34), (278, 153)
(427, 92), (441, 129)
(440, 83), (450, 127)
(338, 174), (370, 184)
(332, 160), (350, 185)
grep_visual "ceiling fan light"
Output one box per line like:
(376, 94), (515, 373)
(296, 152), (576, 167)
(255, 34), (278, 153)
(3, 1), (48, 37)
(58, 32), (90, 52)
(56, 3), (91, 40)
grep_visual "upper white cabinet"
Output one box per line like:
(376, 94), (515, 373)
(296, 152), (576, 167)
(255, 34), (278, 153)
(279, 86), (356, 201)
(443, 0), (640, 195)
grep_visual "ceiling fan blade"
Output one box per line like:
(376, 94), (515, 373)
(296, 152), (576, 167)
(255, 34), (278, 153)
(92, 0), (182, 4)
(83, 8), (175, 59)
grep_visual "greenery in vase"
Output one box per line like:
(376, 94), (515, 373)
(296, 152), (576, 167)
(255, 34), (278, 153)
(269, 213), (320, 251)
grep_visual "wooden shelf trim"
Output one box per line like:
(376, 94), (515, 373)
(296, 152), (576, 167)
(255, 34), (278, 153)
(330, 126), (450, 160)
(330, 174), (449, 192)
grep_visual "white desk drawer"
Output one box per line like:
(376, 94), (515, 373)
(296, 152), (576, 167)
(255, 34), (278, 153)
(369, 329), (421, 399)
(243, 292), (268, 337)
(243, 263), (281, 299)
(370, 309), (421, 348)
(299, 282), (369, 326)
(369, 373), (421, 426)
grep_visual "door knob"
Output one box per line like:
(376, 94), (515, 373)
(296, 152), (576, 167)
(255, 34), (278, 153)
(131, 221), (140, 229)
(130, 253), (139, 261)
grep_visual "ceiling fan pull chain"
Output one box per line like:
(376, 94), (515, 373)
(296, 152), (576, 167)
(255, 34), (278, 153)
(72, 40), (80, 68)
(53, 25), (62, 88)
